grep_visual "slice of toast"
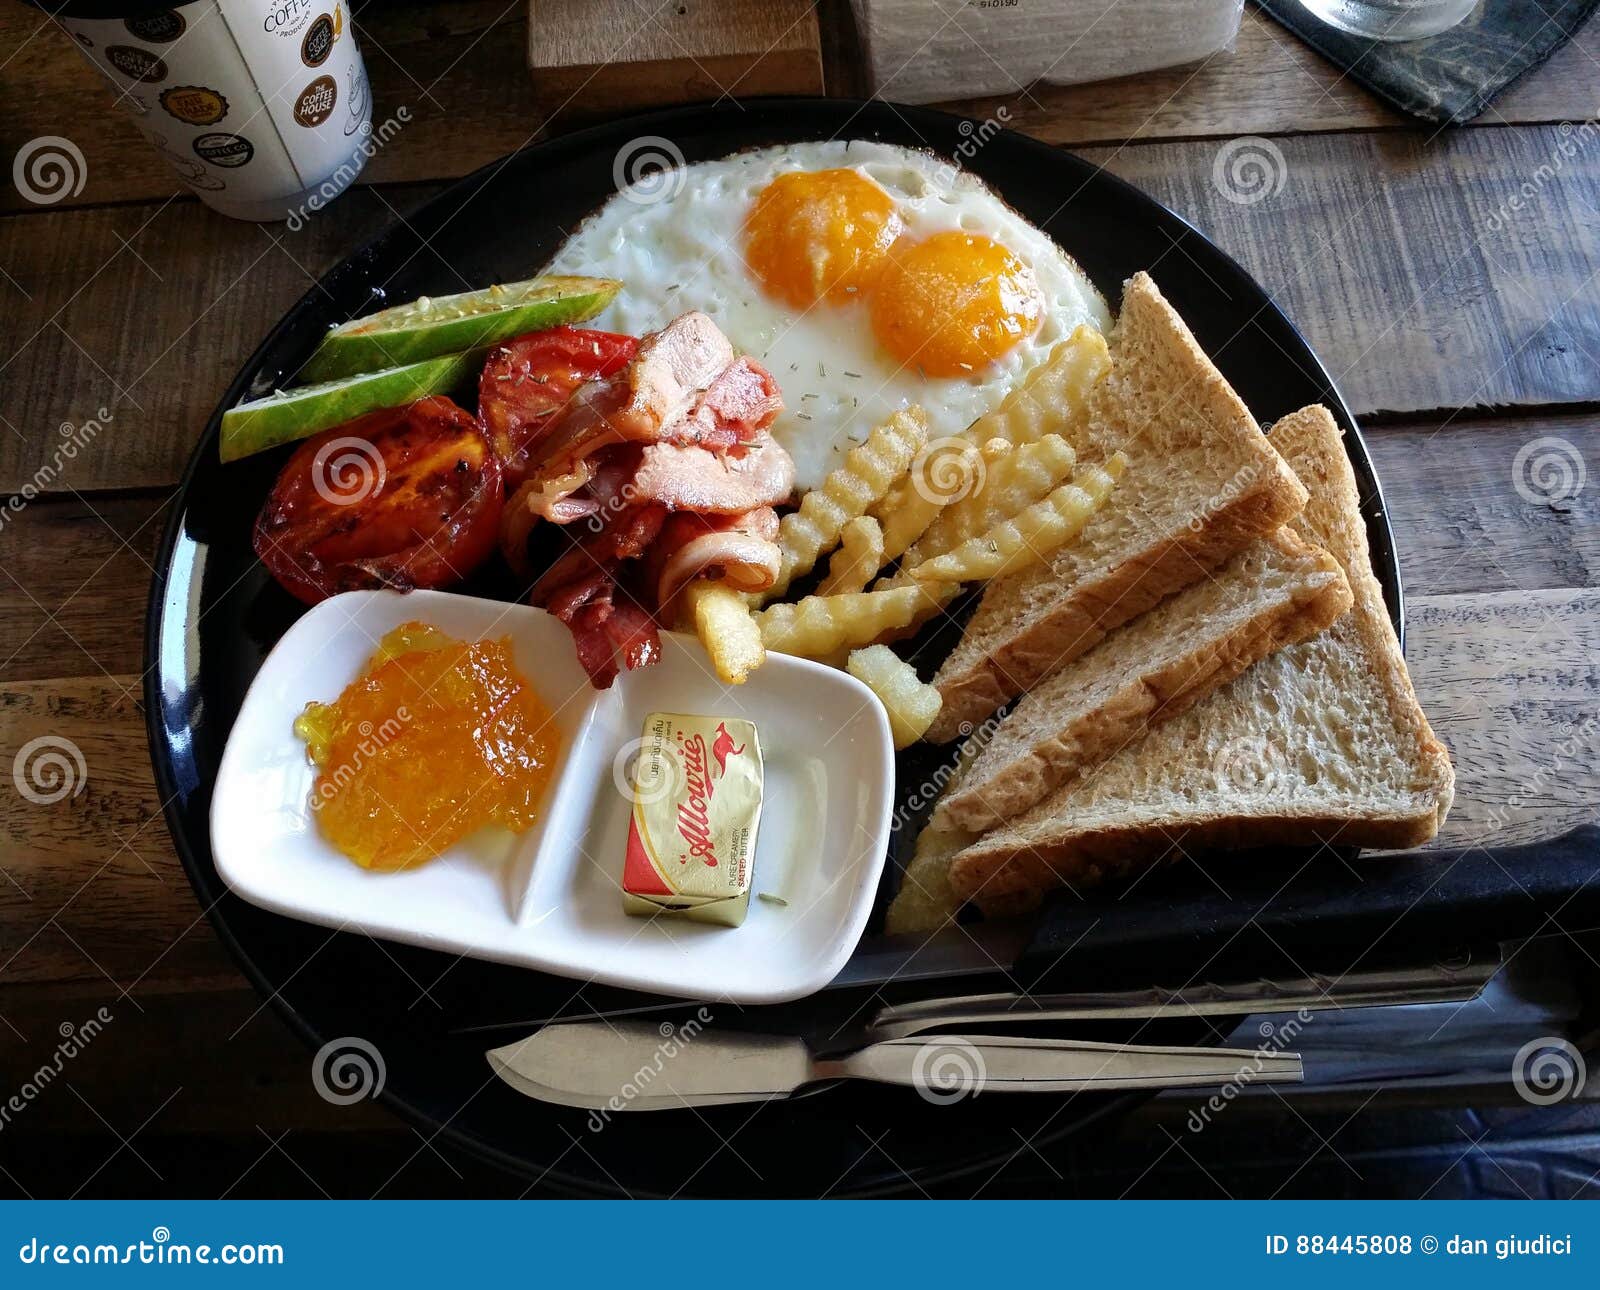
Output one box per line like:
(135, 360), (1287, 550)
(926, 272), (1310, 742)
(945, 405), (1455, 913)
(935, 527), (1354, 834)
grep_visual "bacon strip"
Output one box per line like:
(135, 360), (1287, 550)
(506, 351), (785, 532)
(670, 356), (784, 449)
(522, 312), (734, 481)
(504, 312), (795, 686)
(498, 452), (648, 569)
(649, 507), (782, 610)
(568, 602), (622, 688)
(562, 592), (662, 689)
(530, 508), (668, 688)
(628, 440), (795, 514)
(605, 601), (661, 673)
(503, 437), (792, 576)
(528, 502), (666, 605)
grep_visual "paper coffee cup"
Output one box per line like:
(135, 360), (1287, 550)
(48, 0), (376, 221)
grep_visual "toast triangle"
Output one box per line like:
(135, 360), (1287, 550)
(935, 527), (1354, 834)
(927, 272), (1309, 741)
(946, 405), (1455, 913)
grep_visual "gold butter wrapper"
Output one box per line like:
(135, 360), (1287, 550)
(622, 712), (763, 928)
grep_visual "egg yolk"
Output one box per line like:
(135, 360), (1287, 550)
(744, 168), (902, 309)
(869, 231), (1044, 377)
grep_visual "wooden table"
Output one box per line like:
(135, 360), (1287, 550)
(3, 1), (1598, 1195)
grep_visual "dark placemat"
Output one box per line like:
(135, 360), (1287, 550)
(1258, 0), (1598, 124)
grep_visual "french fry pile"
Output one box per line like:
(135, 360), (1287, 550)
(678, 325), (1121, 749)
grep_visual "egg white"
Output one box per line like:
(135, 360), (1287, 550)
(544, 140), (1111, 492)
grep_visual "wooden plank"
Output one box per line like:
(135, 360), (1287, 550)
(6, 1), (1600, 212)
(2, 588), (1593, 993)
(0, 183), (443, 493)
(0, 492), (173, 683)
(1364, 413), (1600, 599)
(0, 982), (391, 1138)
(4, 122), (1599, 494)
(0, 676), (237, 991)
(1083, 125), (1600, 417)
(1409, 589), (1600, 850)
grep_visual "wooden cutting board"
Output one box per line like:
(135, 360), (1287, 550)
(527, 0), (825, 120)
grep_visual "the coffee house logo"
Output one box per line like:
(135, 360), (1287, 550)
(105, 45), (168, 83)
(124, 10), (185, 42)
(193, 132), (255, 169)
(160, 85), (229, 126)
(293, 75), (337, 128)
(301, 13), (334, 66)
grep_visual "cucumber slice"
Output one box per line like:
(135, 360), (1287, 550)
(298, 275), (620, 382)
(219, 351), (482, 462)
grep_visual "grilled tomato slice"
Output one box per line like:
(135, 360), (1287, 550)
(478, 325), (637, 488)
(253, 396), (503, 605)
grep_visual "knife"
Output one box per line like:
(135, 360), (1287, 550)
(486, 1022), (1303, 1110)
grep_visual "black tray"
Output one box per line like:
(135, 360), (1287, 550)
(145, 98), (1589, 1196)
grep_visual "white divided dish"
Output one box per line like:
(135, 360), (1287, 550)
(210, 589), (896, 1004)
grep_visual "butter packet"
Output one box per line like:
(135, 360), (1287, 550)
(621, 712), (763, 928)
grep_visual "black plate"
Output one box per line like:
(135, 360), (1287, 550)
(145, 98), (1401, 1196)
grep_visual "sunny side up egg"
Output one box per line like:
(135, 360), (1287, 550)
(542, 140), (1112, 492)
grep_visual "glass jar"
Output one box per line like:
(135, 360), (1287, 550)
(1293, 0), (1477, 41)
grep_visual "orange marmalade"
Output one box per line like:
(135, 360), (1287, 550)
(294, 622), (560, 870)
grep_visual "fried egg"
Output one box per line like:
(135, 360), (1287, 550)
(544, 140), (1111, 491)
